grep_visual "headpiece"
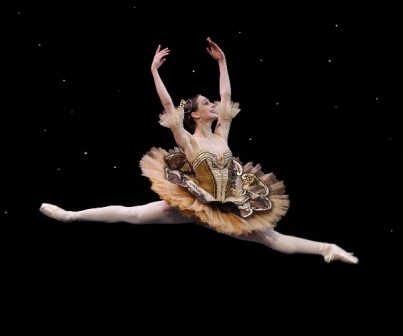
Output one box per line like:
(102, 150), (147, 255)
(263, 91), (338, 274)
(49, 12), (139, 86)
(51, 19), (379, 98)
(180, 99), (193, 114)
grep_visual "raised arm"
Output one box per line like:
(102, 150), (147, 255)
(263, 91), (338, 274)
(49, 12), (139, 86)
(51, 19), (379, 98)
(206, 37), (231, 105)
(151, 45), (176, 113)
(151, 45), (191, 150)
(206, 37), (237, 141)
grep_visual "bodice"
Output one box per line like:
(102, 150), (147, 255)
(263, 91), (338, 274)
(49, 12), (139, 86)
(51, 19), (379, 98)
(191, 149), (233, 202)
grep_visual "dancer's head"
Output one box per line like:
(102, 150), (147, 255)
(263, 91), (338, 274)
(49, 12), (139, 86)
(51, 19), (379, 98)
(183, 94), (217, 132)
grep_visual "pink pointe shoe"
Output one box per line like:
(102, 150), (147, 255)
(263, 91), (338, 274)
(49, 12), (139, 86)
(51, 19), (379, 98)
(39, 203), (75, 223)
(320, 243), (359, 264)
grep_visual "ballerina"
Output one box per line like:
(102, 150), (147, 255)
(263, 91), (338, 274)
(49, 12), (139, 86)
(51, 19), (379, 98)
(40, 37), (358, 265)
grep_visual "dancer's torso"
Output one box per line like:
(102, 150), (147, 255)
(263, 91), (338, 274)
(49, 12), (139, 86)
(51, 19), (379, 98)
(190, 135), (233, 202)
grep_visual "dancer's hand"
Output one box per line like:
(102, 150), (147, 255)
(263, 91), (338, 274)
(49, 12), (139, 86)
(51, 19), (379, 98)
(206, 37), (225, 61)
(151, 45), (170, 71)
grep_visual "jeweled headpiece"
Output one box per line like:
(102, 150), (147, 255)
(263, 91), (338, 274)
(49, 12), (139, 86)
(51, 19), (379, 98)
(180, 99), (193, 114)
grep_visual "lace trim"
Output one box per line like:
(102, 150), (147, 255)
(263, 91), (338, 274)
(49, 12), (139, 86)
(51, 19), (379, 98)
(158, 103), (185, 131)
(215, 101), (241, 121)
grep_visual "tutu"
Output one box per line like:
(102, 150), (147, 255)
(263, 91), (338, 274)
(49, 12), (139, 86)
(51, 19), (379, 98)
(139, 146), (290, 236)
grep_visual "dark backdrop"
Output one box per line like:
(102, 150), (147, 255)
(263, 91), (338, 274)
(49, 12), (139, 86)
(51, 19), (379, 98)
(1, 4), (401, 335)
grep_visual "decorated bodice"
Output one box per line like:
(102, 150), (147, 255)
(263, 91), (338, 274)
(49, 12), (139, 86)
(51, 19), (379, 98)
(191, 149), (233, 202)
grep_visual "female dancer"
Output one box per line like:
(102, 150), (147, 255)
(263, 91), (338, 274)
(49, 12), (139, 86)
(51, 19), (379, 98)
(40, 37), (358, 264)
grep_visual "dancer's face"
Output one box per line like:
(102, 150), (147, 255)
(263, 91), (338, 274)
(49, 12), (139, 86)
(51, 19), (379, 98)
(191, 95), (217, 122)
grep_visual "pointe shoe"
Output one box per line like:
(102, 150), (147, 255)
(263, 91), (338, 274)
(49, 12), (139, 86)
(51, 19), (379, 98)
(320, 243), (359, 264)
(39, 203), (74, 223)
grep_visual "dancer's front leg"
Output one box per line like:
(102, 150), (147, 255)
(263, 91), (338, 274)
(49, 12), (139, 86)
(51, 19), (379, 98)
(207, 226), (359, 264)
(40, 201), (194, 225)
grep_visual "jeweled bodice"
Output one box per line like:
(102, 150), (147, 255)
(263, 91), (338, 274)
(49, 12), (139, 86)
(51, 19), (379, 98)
(192, 149), (233, 202)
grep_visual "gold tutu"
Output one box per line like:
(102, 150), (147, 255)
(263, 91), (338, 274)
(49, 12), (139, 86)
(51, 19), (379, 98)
(139, 147), (290, 236)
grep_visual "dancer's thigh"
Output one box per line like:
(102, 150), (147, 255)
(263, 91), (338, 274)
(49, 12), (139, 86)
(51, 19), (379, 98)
(134, 200), (195, 224)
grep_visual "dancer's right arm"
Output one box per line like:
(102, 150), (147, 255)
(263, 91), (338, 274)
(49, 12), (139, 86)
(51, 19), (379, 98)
(151, 45), (190, 150)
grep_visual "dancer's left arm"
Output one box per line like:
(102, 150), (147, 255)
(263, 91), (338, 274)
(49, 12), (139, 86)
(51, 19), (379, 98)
(206, 37), (232, 142)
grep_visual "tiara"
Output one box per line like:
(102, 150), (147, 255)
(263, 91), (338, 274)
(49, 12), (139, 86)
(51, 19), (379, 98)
(180, 99), (193, 114)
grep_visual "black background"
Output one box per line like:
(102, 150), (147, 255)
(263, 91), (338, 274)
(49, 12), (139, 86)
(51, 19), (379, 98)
(1, 4), (401, 335)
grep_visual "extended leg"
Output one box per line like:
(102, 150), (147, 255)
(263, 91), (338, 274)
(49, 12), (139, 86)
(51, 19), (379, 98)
(214, 226), (359, 264)
(39, 201), (194, 225)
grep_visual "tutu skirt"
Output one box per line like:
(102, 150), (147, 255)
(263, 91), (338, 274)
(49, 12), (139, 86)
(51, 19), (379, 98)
(139, 147), (290, 236)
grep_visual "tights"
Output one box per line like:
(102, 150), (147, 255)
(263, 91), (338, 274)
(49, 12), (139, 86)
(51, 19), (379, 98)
(58, 200), (325, 257)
